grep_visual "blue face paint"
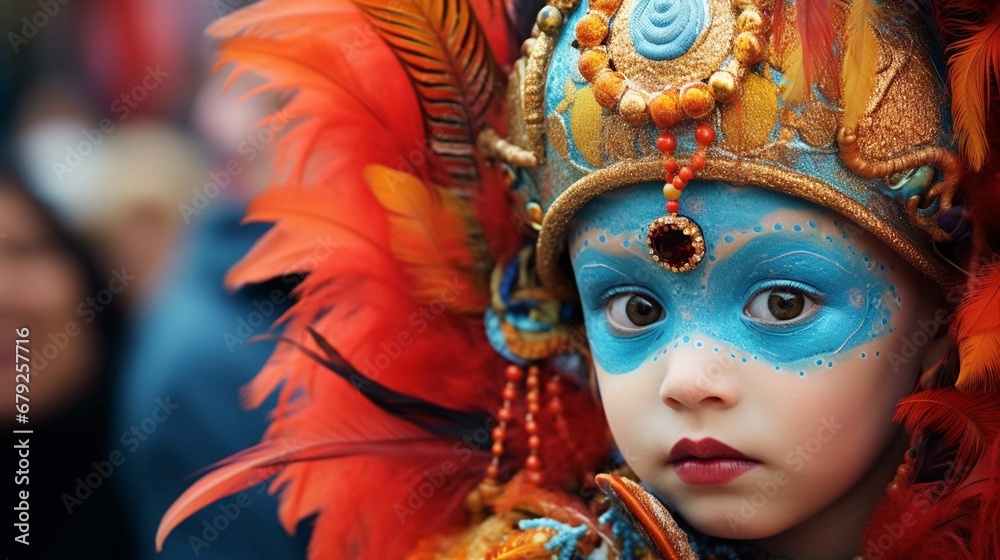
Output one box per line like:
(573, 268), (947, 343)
(569, 181), (895, 375)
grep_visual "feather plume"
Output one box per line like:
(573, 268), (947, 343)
(841, 0), (882, 128)
(782, 0), (838, 105)
(862, 387), (1000, 559)
(364, 165), (492, 313)
(349, 0), (504, 189)
(952, 261), (1000, 391)
(937, 3), (1000, 171)
(894, 388), (1000, 473)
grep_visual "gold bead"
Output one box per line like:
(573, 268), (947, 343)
(663, 184), (682, 201)
(649, 89), (683, 128)
(733, 32), (765, 65)
(708, 71), (738, 103)
(549, 0), (578, 11)
(536, 6), (563, 34)
(619, 89), (649, 125)
(737, 9), (770, 34)
(680, 82), (715, 119)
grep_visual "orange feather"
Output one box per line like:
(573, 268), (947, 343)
(945, 7), (1000, 171)
(841, 0), (883, 129)
(894, 388), (1000, 471)
(364, 165), (492, 313)
(953, 261), (1000, 392)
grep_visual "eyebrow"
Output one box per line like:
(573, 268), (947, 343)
(752, 248), (852, 276)
(579, 262), (631, 278)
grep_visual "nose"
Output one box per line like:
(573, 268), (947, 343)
(658, 342), (741, 411)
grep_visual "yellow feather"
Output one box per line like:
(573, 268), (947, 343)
(781, 45), (809, 106)
(841, 0), (882, 129)
(364, 164), (490, 313)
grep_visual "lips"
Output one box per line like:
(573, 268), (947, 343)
(668, 438), (760, 485)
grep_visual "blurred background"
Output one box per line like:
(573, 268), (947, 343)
(1, 0), (311, 557)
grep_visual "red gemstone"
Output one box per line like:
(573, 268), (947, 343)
(695, 124), (716, 146)
(657, 132), (677, 154)
(671, 175), (686, 189)
(679, 166), (695, 182)
(666, 200), (680, 214)
(651, 224), (695, 267)
(664, 158), (679, 173)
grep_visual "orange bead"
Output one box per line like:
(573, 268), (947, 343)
(649, 89), (683, 129)
(528, 402), (540, 414)
(502, 386), (517, 401)
(680, 82), (715, 119)
(526, 390), (540, 403)
(525, 455), (542, 470)
(547, 399), (564, 414)
(486, 464), (500, 479)
(492, 426), (506, 441)
(528, 435), (541, 448)
(492, 441), (505, 456)
(691, 153), (706, 170)
(664, 158), (679, 173)
(589, 0), (622, 16)
(678, 166), (695, 182)
(498, 407), (513, 422)
(525, 420), (539, 434)
(577, 48), (609, 82)
(672, 175), (687, 189)
(505, 365), (523, 383)
(526, 376), (540, 390)
(526, 470), (543, 485)
(575, 13), (609, 48)
(593, 71), (625, 108)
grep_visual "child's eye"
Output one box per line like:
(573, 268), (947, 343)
(606, 293), (665, 333)
(744, 287), (817, 324)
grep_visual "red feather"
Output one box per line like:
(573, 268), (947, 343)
(864, 387), (1000, 559)
(783, 0), (838, 104)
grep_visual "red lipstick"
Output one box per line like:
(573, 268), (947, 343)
(668, 438), (760, 485)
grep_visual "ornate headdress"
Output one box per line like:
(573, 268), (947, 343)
(157, 1), (1000, 558)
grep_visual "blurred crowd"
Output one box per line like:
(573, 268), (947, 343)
(1, 0), (309, 557)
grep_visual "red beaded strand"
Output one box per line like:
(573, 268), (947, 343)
(523, 365), (543, 485)
(656, 124), (716, 215)
(485, 364), (524, 484)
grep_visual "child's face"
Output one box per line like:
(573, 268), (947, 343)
(569, 182), (942, 540)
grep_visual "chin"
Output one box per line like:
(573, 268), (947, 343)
(673, 497), (795, 541)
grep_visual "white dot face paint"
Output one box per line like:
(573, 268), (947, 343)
(568, 181), (945, 553)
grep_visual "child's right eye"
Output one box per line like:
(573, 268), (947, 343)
(606, 292), (665, 334)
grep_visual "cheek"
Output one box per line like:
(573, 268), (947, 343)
(594, 363), (663, 461)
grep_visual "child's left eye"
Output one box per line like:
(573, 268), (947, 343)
(744, 287), (817, 324)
